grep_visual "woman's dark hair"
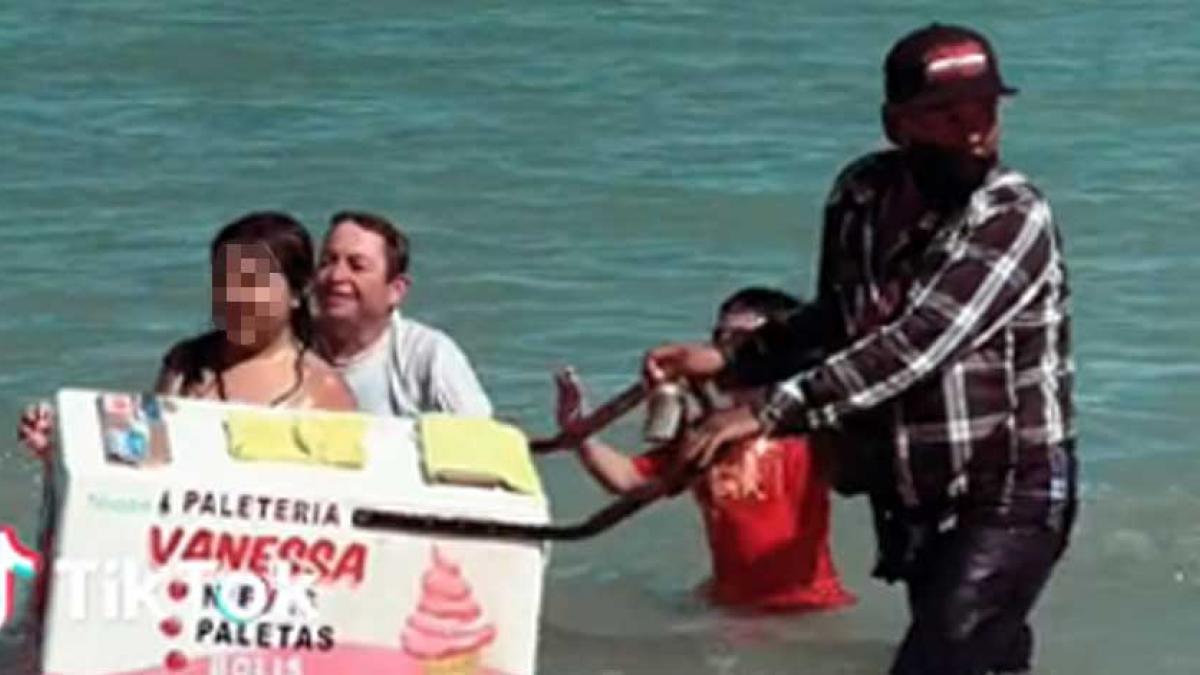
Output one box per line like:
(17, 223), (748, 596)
(210, 211), (316, 347)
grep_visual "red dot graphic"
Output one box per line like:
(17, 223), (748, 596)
(164, 650), (187, 671)
(159, 617), (182, 638)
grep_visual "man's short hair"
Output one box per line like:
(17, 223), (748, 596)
(329, 210), (410, 280)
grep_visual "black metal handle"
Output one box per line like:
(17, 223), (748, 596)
(528, 381), (646, 454)
(352, 481), (671, 543)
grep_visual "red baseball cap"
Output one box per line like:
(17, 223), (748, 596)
(885, 23), (1018, 107)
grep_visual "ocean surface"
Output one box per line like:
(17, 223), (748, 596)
(2, 2), (1199, 673)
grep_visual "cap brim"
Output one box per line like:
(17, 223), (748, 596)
(894, 80), (1017, 109)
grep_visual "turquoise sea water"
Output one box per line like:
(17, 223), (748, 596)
(2, 2), (1199, 673)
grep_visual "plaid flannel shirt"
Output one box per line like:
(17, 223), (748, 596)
(737, 150), (1076, 527)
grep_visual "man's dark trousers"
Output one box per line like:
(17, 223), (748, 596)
(888, 518), (1071, 675)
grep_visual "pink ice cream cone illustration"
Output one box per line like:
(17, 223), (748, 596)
(403, 546), (497, 675)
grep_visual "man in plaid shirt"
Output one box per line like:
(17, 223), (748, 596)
(645, 24), (1077, 675)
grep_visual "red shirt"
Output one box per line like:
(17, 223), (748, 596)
(633, 436), (855, 612)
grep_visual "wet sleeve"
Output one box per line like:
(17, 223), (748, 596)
(763, 196), (1056, 432)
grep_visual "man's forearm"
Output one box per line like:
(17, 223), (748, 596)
(760, 202), (1055, 432)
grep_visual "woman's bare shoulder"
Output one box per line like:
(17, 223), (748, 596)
(301, 352), (358, 412)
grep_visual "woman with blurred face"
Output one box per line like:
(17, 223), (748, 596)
(13, 213), (356, 644)
(19, 212), (355, 458)
(155, 211), (355, 409)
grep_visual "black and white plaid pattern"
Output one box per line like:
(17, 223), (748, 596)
(759, 150), (1075, 525)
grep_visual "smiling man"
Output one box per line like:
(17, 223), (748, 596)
(314, 211), (492, 418)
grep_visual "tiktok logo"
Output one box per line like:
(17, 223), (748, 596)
(0, 525), (40, 630)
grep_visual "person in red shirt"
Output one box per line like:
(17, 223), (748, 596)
(554, 287), (855, 612)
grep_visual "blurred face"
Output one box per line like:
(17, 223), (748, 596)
(888, 95), (999, 158)
(885, 95), (1000, 204)
(211, 243), (293, 348)
(316, 221), (407, 326)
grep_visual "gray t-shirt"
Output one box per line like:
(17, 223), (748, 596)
(336, 312), (493, 418)
(337, 329), (393, 416)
